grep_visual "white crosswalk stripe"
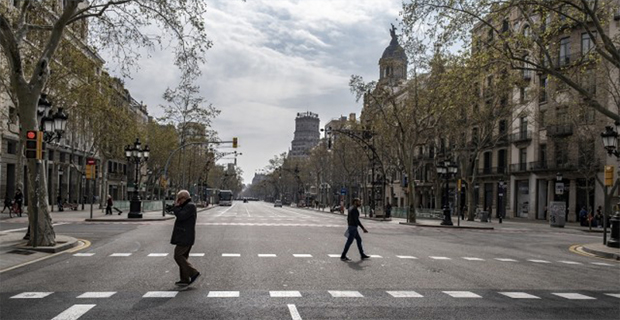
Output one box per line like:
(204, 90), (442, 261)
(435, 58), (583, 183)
(143, 291), (178, 298)
(10, 292), (53, 299)
(51, 304), (96, 320)
(259, 254), (277, 257)
(369, 255), (383, 258)
(591, 262), (613, 266)
(499, 292), (541, 299)
(605, 293), (620, 298)
(552, 293), (595, 300)
(495, 258), (518, 262)
(443, 291), (482, 298)
(222, 253), (240, 257)
(270, 291), (302, 297)
(430, 256), (451, 260)
(147, 253), (168, 257)
(293, 254), (312, 258)
(77, 292), (116, 298)
(387, 291), (424, 298)
(462, 257), (485, 261)
(329, 290), (364, 298)
(528, 259), (551, 263)
(109, 253), (131, 257)
(189, 253), (205, 257)
(558, 261), (583, 265)
(328, 254), (341, 258)
(73, 253), (95, 257)
(396, 255), (417, 259)
(208, 291), (239, 298)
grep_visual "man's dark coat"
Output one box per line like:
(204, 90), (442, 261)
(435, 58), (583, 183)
(170, 199), (197, 246)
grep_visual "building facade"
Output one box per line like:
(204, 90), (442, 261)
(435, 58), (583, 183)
(289, 112), (320, 158)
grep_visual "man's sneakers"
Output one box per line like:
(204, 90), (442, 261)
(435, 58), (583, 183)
(361, 254), (371, 260)
(174, 281), (189, 287)
(340, 256), (352, 261)
(189, 272), (201, 285)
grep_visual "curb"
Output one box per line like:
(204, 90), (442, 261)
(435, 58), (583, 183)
(361, 217), (393, 222)
(85, 216), (175, 222)
(580, 245), (620, 261)
(16, 239), (79, 253)
(399, 222), (495, 230)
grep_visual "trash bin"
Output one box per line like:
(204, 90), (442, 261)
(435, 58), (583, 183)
(479, 211), (489, 222)
(549, 201), (566, 228)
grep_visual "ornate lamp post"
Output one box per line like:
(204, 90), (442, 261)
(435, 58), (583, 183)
(601, 121), (620, 248)
(37, 94), (68, 143)
(125, 138), (149, 218)
(437, 159), (457, 226)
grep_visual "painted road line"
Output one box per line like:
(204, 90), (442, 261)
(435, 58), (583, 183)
(552, 293), (595, 300)
(293, 254), (312, 258)
(386, 291), (424, 298)
(443, 291), (482, 298)
(605, 293), (620, 298)
(208, 291), (239, 298)
(222, 253), (241, 257)
(109, 253), (132, 257)
(259, 254), (277, 257)
(148, 253), (168, 257)
(495, 258), (518, 262)
(288, 304), (302, 320)
(143, 291), (178, 298)
(51, 304), (96, 320)
(396, 255), (418, 259)
(329, 291), (364, 298)
(528, 259), (551, 263)
(499, 292), (541, 299)
(328, 254), (341, 258)
(591, 262), (613, 266)
(369, 255), (382, 258)
(0, 222), (68, 234)
(73, 253), (95, 257)
(429, 256), (451, 260)
(462, 257), (485, 261)
(270, 291), (302, 297)
(189, 253), (205, 257)
(558, 261), (583, 265)
(77, 292), (116, 298)
(10, 292), (53, 299)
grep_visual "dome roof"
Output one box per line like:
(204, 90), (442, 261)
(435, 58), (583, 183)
(381, 42), (407, 61)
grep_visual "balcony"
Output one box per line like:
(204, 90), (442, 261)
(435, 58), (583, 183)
(477, 166), (509, 176)
(528, 161), (548, 171)
(527, 160), (576, 172)
(511, 130), (532, 144)
(510, 163), (528, 173)
(547, 124), (573, 137)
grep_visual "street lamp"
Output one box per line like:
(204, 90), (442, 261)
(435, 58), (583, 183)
(437, 159), (457, 226)
(498, 179), (505, 224)
(600, 121), (620, 248)
(37, 94), (68, 143)
(125, 138), (149, 218)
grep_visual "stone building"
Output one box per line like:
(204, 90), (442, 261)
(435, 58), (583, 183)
(289, 111), (320, 158)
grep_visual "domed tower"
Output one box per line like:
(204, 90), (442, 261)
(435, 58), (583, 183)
(379, 24), (407, 86)
(290, 112), (320, 158)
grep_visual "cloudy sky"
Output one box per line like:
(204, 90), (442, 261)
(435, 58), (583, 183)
(104, 0), (403, 184)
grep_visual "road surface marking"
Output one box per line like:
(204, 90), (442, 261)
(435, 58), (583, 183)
(499, 292), (541, 299)
(558, 261), (582, 265)
(293, 254), (312, 258)
(591, 262), (613, 266)
(217, 204), (236, 216)
(148, 253), (168, 257)
(396, 256), (418, 259)
(443, 291), (482, 298)
(208, 291), (239, 297)
(51, 304), (96, 320)
(10, 292), (53, 299)
(77, 292), (116, 298)
(259, 254), (277, 257)
(494, 258), (517, 262)
(369, 255), (383, 258)
(0, 222), (68, 234)
(270, 291), (302, 297)
(527, 259), (551, 263)
(605, 293), (620, 298)
(387, 291), (424, 298)
(109, 253), (131, 257)
(462, 257), (485, 261)
(288, 304), (302, 320)
(552, 293), (595, 300)
(189, 253), (205, 257)
(329, 291), (364, 298)
(143, 291), (178, 298)
(245, 206), (251, 217)
(73, 253), (95, 257)
(328, 254), (341, 258)
(429, 256), (451, 260)
(222, 253), (241, 257)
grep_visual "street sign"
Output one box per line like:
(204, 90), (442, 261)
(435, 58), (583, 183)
(340, 188), (347, 195)
(555, 182), (564, 195)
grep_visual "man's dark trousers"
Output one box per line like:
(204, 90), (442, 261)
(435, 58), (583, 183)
(174, 245), (198, 283)
(341, 226), (365, 258)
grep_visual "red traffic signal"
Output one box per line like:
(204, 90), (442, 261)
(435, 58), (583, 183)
(26, 131), (37, 139)
(87, 158), (96, 165)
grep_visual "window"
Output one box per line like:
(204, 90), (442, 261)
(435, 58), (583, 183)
(523, 55), (533, 80)
(539, 109), (546, 127)
(539, 76), (547, 103)
(539, 144), (547, 168)
(555, 144), (568, 167)
(581, 32), (596, 56)
(60, 152), (66, 163)
(520, 87), (527, 104)
(48, 150), (54, 161)
(519, 148), (527, 171)
(501, 19), (509, 33)
(6, 140), (16, 154)
(497, 149), (507, 172)
(499, 120), (507, 135)
(557, 106), (569, 123)
(483, 152), (492, 174)
(559, 37), (570, 66)
(520, 116), (528, 137)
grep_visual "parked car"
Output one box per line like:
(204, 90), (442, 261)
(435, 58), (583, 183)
(274, 200), (282, 207)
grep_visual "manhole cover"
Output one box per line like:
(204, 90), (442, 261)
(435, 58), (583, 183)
(8, 249), (35, 255)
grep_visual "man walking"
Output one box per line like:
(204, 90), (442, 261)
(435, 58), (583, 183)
(170, 190), (200, 287)
(341, 198), (370, 261)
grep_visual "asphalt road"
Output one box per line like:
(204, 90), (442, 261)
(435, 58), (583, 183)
(1, 201), (618, 320)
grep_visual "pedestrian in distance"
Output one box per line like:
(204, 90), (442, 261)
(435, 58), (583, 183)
(57, 194), (63, 212)
(579, 206), (588, 226)
(13, 188), (23, 216)
(106, 195), (113, 215)
(340, 198), (370, 261)
(385, 202), (392, 219)
(2, 192), (12, 213)
(170, 190), (200, 287)
(595, 206), (603, 228)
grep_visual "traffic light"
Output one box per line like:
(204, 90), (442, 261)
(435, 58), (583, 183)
(25, 131), (44, 160)
(85, 158), (96, 180)
(605, 166), (614, 186)
(232, 137), (238, 148)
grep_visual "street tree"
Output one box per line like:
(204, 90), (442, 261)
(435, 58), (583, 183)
(0, 0), (212, 246)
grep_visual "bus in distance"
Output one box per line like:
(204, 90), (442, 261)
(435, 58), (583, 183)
(218, 190), (233, 206)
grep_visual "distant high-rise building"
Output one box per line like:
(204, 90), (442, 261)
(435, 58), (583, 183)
(289, 112), (320, 158)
